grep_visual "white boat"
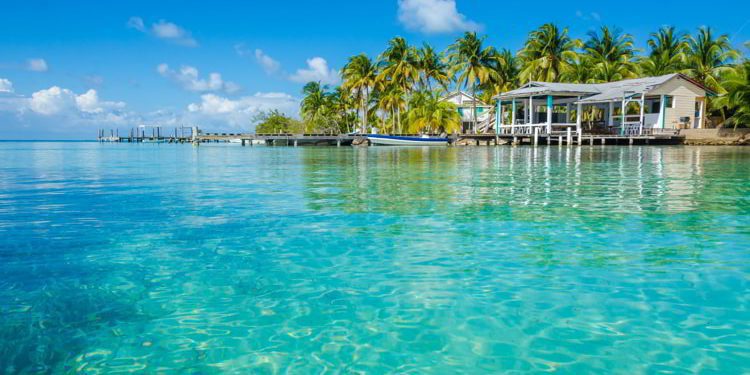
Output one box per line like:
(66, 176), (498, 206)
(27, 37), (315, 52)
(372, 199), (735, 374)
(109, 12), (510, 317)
(367, 134), (449, 146)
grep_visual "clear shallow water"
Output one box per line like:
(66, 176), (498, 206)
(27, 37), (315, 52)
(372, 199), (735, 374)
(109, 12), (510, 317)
(0, 142), (748, 374)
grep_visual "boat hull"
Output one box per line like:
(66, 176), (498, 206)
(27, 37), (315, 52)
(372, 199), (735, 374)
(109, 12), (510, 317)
(367, 135), (449, 146)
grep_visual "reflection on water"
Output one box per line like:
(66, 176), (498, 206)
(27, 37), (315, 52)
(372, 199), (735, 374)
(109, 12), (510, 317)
(0, 143), (748, 373)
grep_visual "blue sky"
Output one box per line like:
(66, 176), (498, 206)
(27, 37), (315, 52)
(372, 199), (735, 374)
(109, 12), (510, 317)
(1, 0), (749, 139)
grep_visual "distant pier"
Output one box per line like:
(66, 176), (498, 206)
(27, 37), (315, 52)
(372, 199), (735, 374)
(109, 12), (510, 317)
(97, 126), (684, 147)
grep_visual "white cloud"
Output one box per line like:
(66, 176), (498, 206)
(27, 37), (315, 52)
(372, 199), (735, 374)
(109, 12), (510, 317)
(289, 57), (340, 85)
(254, 49), (281, 75)
(0, 78), (13, 93)
(27, 58), (48, 72)
(126, 16), (145, 32)
(186, 92), (298, 128)
(29, 86), (77, 115)
(127, 17), (198, 47)
(75, 89), (126, 114)
(576, 10), (602, 22)
(397, 0), (481, 34)
(157, 63), (240, 93)
(236, 44), (282, 75)
(26, 86), (125, 116)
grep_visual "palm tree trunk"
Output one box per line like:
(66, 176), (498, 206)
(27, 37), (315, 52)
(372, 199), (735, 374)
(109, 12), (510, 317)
(471, 83), (477, 134)
(363, 87), (369, 133)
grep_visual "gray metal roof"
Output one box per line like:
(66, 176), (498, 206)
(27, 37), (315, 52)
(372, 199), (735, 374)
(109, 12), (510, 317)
(496, 74), (693, 102)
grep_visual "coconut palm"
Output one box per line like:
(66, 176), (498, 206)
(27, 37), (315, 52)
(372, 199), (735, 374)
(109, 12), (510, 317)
(447, 32), (499, 133)
(562, 54), (596, 83)
(377, 86), (407, 134)
(684, 27), (739, 94)
(378, 37), (419, 92)
(300, 82), (329, 133)
(479, 48), (519, 99)
(640, 26), (687, 75)
(583, 26), (637, 82)
(518, 23), (580, 83)
(405, 91), (461, 134)
(719, 61), (750, 128)
(330, 86), (358, 133)
(342, 54), (377, 133)
(415, 43), (450, 91)
(376, 37), (419, 132)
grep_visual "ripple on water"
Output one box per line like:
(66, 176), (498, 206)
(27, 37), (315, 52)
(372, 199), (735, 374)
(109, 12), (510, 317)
(0, 143), (749, 373)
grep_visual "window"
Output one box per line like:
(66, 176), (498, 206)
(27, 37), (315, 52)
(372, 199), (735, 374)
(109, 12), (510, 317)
(651, 101), (661, 113)
(665, 96), (674, 108)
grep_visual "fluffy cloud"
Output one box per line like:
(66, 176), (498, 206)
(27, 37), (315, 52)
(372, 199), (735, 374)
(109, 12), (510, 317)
(186, 92), (298, 128)
(128, 17), (198, 47)
(27, 58), (48, 72)
(397, 0), (481, 34)
(157, 63), (240, 93)
(289, 57), (340, 85)
(26, 86), (125, 116)
(0, 78), (13, 93)
(254, 49), (281, 75)
(236, 44), (282, 75)
(575, 10), (602, 22)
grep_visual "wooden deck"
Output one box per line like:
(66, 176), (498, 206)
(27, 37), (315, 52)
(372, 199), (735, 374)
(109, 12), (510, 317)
(98, 130), (684, 147)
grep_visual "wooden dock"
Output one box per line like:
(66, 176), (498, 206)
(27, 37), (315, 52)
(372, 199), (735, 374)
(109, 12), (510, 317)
(97, 128), (684, 147)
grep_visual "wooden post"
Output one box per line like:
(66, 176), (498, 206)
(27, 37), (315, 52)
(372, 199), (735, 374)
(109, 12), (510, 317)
(511, 99), (517, 134)
(558, 135), (563, 146)
(546, 95), (553, 135)
(639, 94), (645, 135)
(576, 98), (582, 138)
(496, 99), (502, 135)
(533, 127), (539, 146)
(566, 128), (572, 146)
(698, 97), (705, 128)
(620, 99), (626, 136)
(658, 95), (666, 129)
(528, 96), (533, 126)
(608, 101), (614, 127)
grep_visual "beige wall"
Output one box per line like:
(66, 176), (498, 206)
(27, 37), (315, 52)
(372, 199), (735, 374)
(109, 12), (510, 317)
(649, 77), (706, 129)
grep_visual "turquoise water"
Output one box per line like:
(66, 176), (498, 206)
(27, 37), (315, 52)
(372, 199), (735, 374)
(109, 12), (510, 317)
(1, 142), (749, 373)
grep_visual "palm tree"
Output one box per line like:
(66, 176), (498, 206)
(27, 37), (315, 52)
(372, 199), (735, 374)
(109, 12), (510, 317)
(479, 48), (519, 99)
(447, 32), (498, 133)
(415, 43), (450, 91)
(330, 86), (357, 133)
(684, 27), (739, 94)
(583, 26), (637, 82)
(640, 26), (687, 75)
(377, 37), (419, 132)
(377, 86), (407, 134)
(562, 54), (596, 83)
(724, 60), (750, 128)
(300, 82), (329, 133)
(342, 54), (377, 133)
(518, 23), (580, 83)
(405, 91), (462, 134)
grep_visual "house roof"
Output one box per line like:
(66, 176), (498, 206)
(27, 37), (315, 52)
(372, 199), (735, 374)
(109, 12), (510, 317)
(496, 74), (711, 102)
(442, 90), (491, 107)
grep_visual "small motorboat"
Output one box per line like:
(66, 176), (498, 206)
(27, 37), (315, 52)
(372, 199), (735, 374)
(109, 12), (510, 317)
(367, 134), (449, 146)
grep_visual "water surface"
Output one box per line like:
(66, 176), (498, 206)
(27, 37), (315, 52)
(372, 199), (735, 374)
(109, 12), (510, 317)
(0, 142), (748, 373)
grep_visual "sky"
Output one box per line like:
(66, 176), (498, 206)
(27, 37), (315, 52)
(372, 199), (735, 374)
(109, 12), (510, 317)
(1, 0), (749, 139)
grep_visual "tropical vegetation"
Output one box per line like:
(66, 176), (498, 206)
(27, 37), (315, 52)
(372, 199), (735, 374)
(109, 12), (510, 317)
(288, 24), (749, 134)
